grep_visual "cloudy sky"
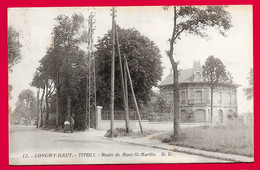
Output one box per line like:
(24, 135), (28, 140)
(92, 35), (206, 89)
(8, 5), (253, 114)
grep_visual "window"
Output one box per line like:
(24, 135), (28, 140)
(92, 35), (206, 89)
(219, 91), (222, 103)
(181, 91), (186, 103)
(195, 91), (202, 103)
(229, 92), (232, 103)
(194, 72), (201, 81)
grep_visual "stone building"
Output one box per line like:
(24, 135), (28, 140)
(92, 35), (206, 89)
(158, 61), (238, 124)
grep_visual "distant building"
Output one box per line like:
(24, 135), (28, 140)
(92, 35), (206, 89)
(158, 61), (238, 124)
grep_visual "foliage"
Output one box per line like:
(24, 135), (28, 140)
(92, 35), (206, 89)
(104, 128), (159, 138)
(31, 13), (88, 128)
(8, 84), (13, 99)
(95, 27), (163, 110)
(12, 101), (27, 123)
(8, 26), (23, 115)
(8, 26), (22, 71)
(202, 55), (231, 123)
(12, 89), (37, 123)
(146, 92), (171, 114)
(202, 55), (231, 87)
(244, 68), (253, 100)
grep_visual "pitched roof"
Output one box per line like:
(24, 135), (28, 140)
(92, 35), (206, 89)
(159, 61), (203, 86)
(159, 61), (239, 88)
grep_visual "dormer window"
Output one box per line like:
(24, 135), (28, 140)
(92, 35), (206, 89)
(194, 72), (201, 81)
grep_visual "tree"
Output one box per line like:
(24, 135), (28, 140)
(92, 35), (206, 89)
(8, 26), (23, 116)
(147, 91), (171, 114)
(244, 68), (253, 100)
(12, 89), (37, 124)
(12, 101), (27, 124)
(164, 6), (232, 136)
(8, 26), (22, 71)
(202, 55), (231, 123)
(95, 27), (163, 110)
(31, 67), (46, 127)
(31, 13), (88, 129)
(51, 14), (86, 128)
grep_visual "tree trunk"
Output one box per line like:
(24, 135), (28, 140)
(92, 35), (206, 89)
(40, 86), (45, 127)
(173, 67), (180, 137)
(168, 7), (181, 137)
(67, 94), (71, 120)
(45, 84), (49, 126)
(36, 88), (40, 128)
(210, 87), (213, 124)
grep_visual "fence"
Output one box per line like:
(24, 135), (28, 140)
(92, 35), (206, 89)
(101, 110), (148, 120)
(148, 112), (209, 123)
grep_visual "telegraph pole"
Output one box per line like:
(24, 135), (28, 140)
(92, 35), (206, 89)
(110, 7), (116, 138)
(124, 56), (143, 134)
(115, 25), (130, 133)
(86, 11), (96, 130)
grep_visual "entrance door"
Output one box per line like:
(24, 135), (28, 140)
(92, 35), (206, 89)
(194, 109), (205, 122)
(219, 110), (223, 124)
(181, 110), (189, 122)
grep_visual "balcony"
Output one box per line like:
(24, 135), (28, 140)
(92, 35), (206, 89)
(188, 99), (210, 105)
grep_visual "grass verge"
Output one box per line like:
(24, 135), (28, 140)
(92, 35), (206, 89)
(156, 124), (254, 157)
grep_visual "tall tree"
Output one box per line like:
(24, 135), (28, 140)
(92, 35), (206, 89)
(244, 68), (253, 100)
(17, 89), (37, 120)
(12, 101), (27, 124)
(202, 55), (231, 123)
(8, 26), (22, 71)
(8, 26), (23, 117)
(95, 27), (163, 110)
(31, 67), (46, 127)
(52, 14), (86, 125)
(31, 13), (88, 129)
(164, 6), (232, 136)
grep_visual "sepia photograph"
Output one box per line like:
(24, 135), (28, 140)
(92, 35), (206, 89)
(8, 5), (254, 165)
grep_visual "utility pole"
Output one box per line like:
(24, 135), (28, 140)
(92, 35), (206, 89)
(110, 7), (116, 138)
(86, 11), (96, 130)
(115, 24), (130, 133)
(124, 56), (143, 134)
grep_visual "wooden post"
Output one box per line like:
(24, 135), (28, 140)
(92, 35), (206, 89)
(115, 24), (130, 133)
(124, 56), (129, 122)
(110, 7), (115, 138)
(124, 56), (143, 134)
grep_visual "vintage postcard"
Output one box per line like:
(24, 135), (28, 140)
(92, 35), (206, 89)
(8, 6), (254, 165)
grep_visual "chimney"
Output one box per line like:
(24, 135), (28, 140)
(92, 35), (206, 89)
(193, 60), (201, 70)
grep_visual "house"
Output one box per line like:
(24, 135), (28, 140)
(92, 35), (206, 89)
(158, 61), (238, 124)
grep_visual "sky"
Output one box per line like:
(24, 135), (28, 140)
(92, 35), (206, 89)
(8, 6), (253, 114)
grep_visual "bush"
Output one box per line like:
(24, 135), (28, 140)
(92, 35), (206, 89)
(104, 128), (133, 137)
(104, 128), (160, 138)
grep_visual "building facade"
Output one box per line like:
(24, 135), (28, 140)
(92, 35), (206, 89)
(158, 61), (238, 124)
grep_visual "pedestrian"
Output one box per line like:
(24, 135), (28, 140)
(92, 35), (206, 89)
(64, 117), (70, 133)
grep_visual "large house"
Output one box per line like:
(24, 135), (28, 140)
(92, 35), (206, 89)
(158, 61), (238, 124)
